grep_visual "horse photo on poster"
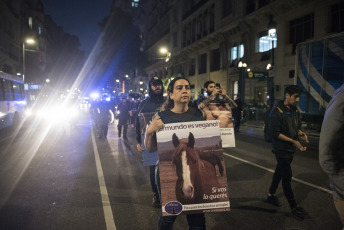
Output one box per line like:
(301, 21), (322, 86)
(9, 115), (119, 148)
(156, 120), (230, 216)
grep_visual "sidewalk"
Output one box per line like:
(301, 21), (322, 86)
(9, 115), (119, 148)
(242, 119), (320, 137)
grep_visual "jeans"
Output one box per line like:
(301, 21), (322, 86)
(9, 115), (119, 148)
(150, 165), (159, 195)
(155, 165), (206, 230)
(269, 154), (297, 207)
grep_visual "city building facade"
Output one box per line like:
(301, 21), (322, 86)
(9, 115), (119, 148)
(140, 0), (344, 115)
(0, 0), (84, 102)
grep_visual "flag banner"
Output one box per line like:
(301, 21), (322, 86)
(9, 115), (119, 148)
(156, 120), (230, 216)
(139, 112), (159, 166)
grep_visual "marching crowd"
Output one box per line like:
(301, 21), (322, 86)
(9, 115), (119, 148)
(90, 76), (344, 230)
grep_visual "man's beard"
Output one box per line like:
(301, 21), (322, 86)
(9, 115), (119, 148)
(154, 89), (162, 95)
(207, 90), (213, 96)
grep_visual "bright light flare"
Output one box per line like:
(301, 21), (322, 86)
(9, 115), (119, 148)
(90, 92), (100, 100)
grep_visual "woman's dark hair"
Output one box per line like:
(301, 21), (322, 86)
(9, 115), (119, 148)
(162, 77), (191, 111)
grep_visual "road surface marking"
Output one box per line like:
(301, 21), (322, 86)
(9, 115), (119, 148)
(223, 152), (332, 194)
(91, 129), (117, 230)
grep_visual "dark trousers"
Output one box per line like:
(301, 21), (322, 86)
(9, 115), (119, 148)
(234, 117), (241, 132)
(269, 155), (296, 207)
(155, 165), (206, 230)
(117, 119), (128, 137)
(150, 165), (159, 195)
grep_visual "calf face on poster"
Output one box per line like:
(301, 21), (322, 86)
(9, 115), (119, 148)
(172, 132), (220, 204)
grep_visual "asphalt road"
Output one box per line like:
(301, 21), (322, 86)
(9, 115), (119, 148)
(0, 112), (341, 230)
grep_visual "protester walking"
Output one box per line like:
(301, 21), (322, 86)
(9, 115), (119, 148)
(145, 77), (207, 230)
(232, 94), (243, 133)
(266, 85), (309, 219)
(93, 94), (114, 139)
(136, 76), (165, 208)
(116, 97), (131, 138)
(319, 84), (344, 228)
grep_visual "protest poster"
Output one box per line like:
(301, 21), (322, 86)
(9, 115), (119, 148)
(156, 120), (230, 216)
(203, 102), (236, 147)
(138, 112), (158, 166)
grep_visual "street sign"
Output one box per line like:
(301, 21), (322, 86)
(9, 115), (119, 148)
(246, 71), (268, 79)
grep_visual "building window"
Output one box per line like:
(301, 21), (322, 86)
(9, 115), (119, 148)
(199, 53), (207, 74)
(197, 14), (202, 40)
(187, 22), (191, 45)
(331, 2), (344, 33)
(222, 0), (232, 17)
(210, 49), (220, 72)
(258, 0), (270, 8)
(230, 44), (244, 61)
(182, 27), (186, 47)
(132, 0), (139, 7)
(230, 46), (237, 61)
(29, 17), (33, 29)
(245, 0), (256, 15)
(209, 5), (215, 33)
(189, 58), (196, 76)
(258, 35), (277, 52)
(192, 20), (196, 43)
(173, 32), (177, 47)
(202, 10), (208, 36)
(238, 44), (244, 59)
(290, 13), (314, 44)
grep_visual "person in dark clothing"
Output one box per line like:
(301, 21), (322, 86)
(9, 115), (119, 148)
(319, 84), (344, 228)
(263, 103), (274, 142)
(266, 85), (309, 219)
(145, 77), (206, 230)
(136, 76), (164, 208)
(94, 94), (114, 139)
(232, 94), (243, 133)
(117, 97), (131, 138)
(197, 80), (215, 107)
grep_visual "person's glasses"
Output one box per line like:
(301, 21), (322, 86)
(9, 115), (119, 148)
(174, 85), (191, 91)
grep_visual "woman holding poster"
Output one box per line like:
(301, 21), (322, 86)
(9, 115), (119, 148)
(145, 77), (207, 230)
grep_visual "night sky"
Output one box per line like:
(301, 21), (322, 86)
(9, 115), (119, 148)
(41, 0), (112, 57)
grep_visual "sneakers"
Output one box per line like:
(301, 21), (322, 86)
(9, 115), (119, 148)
(152, 193), (161, 208)
(267, 195), (281, 207)
(291, 204), (306, 219)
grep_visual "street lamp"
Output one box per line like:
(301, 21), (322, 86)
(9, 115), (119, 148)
(160, 47), (171, 62)
(22, 38), (35, 83)
(238, 61), (247, 103)
(267, 15), (277, 105)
